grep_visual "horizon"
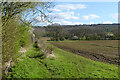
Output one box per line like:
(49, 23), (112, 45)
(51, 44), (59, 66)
(33, 22), (119, 27)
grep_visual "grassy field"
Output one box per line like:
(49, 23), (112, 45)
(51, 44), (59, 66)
(7, 41), (119, 78)
(50, 40), (118, 64)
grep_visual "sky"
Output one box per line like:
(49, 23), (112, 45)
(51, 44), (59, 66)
(33, 2), (118, 26)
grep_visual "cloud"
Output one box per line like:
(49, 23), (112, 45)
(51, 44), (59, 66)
(49, 4), (87, 12)
(82, 14), (100, 20)
(112, 13), (118, 20)
(33, 16), (53, 26)
(48, 11), (79, 20)
(34, 11), (80, 26)
(90, 22), (94, 24)
(54, 20), (83, 25)
(48, 8), (61, 12)
(102, 21), (113, 24)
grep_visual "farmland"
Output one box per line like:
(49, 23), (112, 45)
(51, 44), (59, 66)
(50, 40), (119, 65)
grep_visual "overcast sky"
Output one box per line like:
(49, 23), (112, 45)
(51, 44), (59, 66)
(34, 2), (118, 26)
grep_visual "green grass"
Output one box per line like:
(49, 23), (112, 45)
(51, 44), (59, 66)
(7, 46), (50, 78)
(7, 42), (119, 78)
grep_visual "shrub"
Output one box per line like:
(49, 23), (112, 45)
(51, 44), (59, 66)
(59, 37), (65, 41)
(33, 41), (40, 51)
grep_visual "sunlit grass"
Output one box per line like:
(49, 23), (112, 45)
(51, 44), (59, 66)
(7, 42), (118, 78)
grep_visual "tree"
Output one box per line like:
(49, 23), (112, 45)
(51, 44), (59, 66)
(1, 1), (53, 77)
(1, 2), (53, 26)
(33, 27), (46, 39)
(111, 28), (119, 40)
(69, 26), (107, 40)
(46, 25), (68, 41)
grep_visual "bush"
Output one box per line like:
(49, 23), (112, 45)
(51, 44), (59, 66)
(29, 42), (46, 59)
(50, 37), (65, 41)
(33, 41), (40, 51)
(29, 51), (46, 59)
(86, 36), (100, 40)
(2, 19), (32, 64)
(82, 36), (86, 40)
(59, 37), (65, 41)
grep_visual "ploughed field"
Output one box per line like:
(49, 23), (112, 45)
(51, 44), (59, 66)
(50, 40), (119, 64)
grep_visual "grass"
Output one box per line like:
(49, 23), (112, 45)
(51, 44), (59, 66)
(7, 46), (50, 78)
(7, 42), (119, 78)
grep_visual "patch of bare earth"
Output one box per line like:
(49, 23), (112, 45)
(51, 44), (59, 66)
(50, 41), (119, 65)
(38, 40), (55, 58)
(18, 44), (32, 57)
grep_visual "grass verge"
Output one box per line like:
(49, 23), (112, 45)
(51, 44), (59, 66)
(7, 42), (119, 78)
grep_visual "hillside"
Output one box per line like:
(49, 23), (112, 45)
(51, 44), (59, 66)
(33, 23), (118, 32)
(7, 41), (118, 78)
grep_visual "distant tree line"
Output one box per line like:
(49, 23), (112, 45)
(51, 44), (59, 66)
(33, 24), (119, 41)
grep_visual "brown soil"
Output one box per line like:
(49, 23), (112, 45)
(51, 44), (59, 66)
(51, 42), (119, 65)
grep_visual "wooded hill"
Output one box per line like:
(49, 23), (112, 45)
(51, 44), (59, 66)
(33, 23), (119, 41)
